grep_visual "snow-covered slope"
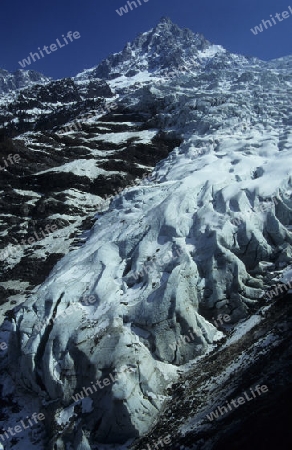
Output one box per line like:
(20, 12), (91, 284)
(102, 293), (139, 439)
(1, 16), (292, 450)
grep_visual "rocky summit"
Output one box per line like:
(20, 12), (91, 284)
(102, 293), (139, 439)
(0, 17), (292, 450)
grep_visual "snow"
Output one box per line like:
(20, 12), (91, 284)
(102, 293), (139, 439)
(62, 189), (103, 208)
(197, 44), (226, 59)
(36, 159), (127, 180)
(93, 129), (157, 144)
(220, 315), (262, 348)
(280, 265), (292, 284)
(13, 189), (42, 198)
(56, 404), (75, 425)
(108, 71), (161, 90)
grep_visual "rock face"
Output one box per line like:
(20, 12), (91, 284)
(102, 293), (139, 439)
(1, 16), (292, 450)
(0, 77), (113, 135)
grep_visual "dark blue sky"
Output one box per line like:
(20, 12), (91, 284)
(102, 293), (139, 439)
(1, 0), (292, 79)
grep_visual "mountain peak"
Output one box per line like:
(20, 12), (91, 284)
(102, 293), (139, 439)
(77, 18), (213, 80)
(156, 16), (173, 25)
(154, 16), (178, 30)
(153, 16), (199, 38)
(158, 16), (172, 23)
